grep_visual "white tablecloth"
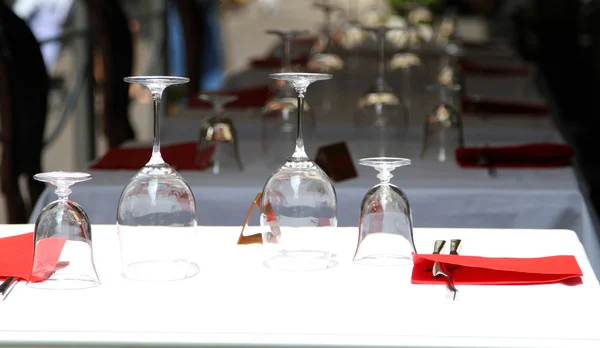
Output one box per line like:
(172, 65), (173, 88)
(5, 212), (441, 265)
(1, 225), (599, 348)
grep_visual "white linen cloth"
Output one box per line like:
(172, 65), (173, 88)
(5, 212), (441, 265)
(1, 225), (599, 348)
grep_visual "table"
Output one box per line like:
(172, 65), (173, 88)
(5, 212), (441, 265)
(1, 225), (600, 348)
(30, 45), (600, 279)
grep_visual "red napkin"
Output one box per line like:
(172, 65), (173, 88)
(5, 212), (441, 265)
(412, 253), (583, 285)
(90, 142), (215, 171)
(462, 96), (549, 115)
(0, 232), (67, 282)
(455, 143), (575, 168)
(460, 59), (529, 76)
(188, 85), (272, 109)
(249, 56), (309, 69)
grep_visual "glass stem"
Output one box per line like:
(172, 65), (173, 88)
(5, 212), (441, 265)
(324, 9), (332, 51)
(282, 37), (291, 71)
(55, 187), (71, 201)
(293, 94), (307, 158)
(377, 169), (393, 184)
(377, 29), (386, 89)
(402, 67), (411, 109)
(148, 91), (164, 165)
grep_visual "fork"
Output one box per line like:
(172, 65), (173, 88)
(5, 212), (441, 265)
(432, 239), (462, 301)
(0, 276), (18, 301)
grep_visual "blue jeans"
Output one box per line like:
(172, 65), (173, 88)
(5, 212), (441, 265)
(168, 0), (223, 91)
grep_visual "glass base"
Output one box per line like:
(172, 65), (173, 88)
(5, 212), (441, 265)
(353, 254), (413, 267)
(27, 274), (100, 290)
(122, 260), (200, 281)
(264, 250), (337, 271)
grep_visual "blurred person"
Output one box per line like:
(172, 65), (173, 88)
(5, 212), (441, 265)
(11, 0), (74, 73)
(168, 0), (225, 92)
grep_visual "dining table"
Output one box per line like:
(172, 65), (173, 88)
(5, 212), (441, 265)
(1, 224), (600, 348)
(29, 41), (600, 280)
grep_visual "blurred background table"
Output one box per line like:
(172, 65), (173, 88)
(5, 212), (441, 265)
(31, 47), (599, 277)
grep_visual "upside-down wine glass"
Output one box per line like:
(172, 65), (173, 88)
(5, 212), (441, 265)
(309, 1), (345, 72)
(339, 0), (367, 73)
(309, 1), (344, 116)
(354, 158), (415, 265)
(357, 25), (409, 157)
(198, 94), (243, 175)
(388, 26), (425, 119)
(260, 72), (338, 272)
(262, 29), (316, 167)
(117, 76), (198, 282)
(357, 25), (409, 128)
(420, 83), (464, 162)
(28, 172), (100, 290)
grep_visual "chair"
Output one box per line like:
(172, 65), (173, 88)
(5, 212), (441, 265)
(83, 0), (135, 148)
(0, 3), (49, 223)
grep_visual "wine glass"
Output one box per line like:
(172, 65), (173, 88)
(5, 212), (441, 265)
(262, 29), (316, 167)
(353, 158), (415, 266)
(198, 94), (243, 174)
(117, 76), (198, 282)
(28, 172), (100, 290)
(388, 26), (425, 118)
(260, 72), (338, 272)
(357, 25), (409, 129)
(309, 1), (345, 72)
(420, 84), (464, 162)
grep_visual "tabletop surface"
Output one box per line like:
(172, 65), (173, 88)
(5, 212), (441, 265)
(2, 224), (600, 348)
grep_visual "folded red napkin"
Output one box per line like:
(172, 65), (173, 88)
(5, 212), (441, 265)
(188, 85), (272, 109)
(0, 232), (67, 282)
(455, 143), (575, 168)
(462, 96), (549, 115)
(249, 56), (310, 69)
(90, 142), (215, 171)
(460, 59), (529, 76)
(412, 253), (583, 285)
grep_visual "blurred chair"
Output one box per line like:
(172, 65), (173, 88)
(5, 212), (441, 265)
(83, 0), (135, 148)
(0, 2), (49, 223)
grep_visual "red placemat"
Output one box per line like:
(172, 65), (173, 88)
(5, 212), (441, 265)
(188, 85), (272, 109)
(90, 142), (215, 171)
(455, 143), (575, 168)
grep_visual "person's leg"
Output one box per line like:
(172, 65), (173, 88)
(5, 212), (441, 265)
(199, 0), (223, 91)
(167, 0), (185, 77)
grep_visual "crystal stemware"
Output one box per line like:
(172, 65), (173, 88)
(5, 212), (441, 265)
(357, 25), (409, 129)
(262, 29), (316, 167)
(354, 158), (415, 266)
(309, 1), (345, 72)
(260, 72), (338, 271)
(117, 76), (198, 282)
(420, 84), (464, 162)
(198, 94), (243, 174)
(28, 172), (100, 290)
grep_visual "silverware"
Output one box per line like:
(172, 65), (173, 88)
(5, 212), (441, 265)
(477, 145), (497, 177)
(427, 240), (446, 273)
(0, 276), (18, 301)
(432, 239), (462, 301)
